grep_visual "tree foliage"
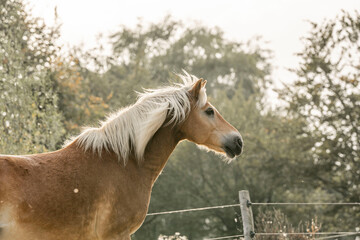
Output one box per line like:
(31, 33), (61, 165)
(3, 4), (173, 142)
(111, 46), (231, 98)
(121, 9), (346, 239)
(54, 55), (110, 136)
(92, 16), (271, 110)
(0, 0), (64, 154)
(279, 11), (360, 231)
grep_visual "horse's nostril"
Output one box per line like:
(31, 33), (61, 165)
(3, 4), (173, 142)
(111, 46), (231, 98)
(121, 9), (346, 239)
(235, 137), (243, 148)
(238, 138), (242, 147)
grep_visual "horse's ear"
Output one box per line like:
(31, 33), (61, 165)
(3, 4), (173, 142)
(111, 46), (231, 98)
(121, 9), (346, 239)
(189, 78), (207, 101)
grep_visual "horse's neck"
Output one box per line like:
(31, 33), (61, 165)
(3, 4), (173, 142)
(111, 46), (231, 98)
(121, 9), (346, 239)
(141, 124), (180, 184)
(65, 124), (180, 185)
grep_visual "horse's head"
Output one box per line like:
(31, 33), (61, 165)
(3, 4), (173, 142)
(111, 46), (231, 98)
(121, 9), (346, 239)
(179, 78), (243, 159)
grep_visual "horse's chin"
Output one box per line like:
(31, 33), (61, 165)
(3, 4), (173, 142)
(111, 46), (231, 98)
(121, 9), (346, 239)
(221, 146), (242, 163)
(222, 153), (237, 163)
(196, 144), (237, 163)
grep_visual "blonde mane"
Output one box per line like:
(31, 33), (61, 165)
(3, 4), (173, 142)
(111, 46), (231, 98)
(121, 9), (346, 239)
(71, 72), (207, 165)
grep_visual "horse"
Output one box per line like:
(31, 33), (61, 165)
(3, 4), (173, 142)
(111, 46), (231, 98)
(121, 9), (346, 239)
(0, 73), (243, 240)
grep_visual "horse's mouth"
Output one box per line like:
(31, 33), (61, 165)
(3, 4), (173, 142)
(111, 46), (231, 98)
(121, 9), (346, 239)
(223, 141), (243, 159)
(224, 146), (236, 158)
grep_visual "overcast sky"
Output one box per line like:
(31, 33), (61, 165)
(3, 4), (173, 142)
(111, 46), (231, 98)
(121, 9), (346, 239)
(26, 0), (359, 86)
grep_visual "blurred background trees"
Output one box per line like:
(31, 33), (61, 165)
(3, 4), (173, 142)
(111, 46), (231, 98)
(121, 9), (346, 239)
(278, 11), (360, 231)
(0, 0), (64, 153)
(0, 1), (359, 239)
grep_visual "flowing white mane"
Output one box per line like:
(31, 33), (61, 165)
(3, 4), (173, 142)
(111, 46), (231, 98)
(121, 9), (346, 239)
(71, 72), (207, 165)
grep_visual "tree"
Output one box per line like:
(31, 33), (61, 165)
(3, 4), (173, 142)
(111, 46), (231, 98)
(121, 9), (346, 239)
(0, 0), (64, 154)
(92, 16), (271, 111)
(279, 11), (360, 231)
(54, 54), (110, 136)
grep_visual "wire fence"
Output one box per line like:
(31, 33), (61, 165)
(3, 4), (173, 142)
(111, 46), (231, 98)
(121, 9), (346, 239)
(146, 204), (241, 216)
(146, 200), (360, 240)
(315, 232), (360, 240)
(206, 232), (360, 240)
(251, 202), (360, 206)
(147, 202), (360, 216)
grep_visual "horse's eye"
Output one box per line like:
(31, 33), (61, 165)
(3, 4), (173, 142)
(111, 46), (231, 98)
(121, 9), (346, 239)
(205, 108), (214, 117)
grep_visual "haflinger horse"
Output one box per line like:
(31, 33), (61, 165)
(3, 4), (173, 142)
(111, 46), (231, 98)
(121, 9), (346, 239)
(0, 73), (243, 240)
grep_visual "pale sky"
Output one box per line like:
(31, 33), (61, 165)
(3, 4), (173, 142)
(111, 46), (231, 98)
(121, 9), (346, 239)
(26, 0), (359, 87)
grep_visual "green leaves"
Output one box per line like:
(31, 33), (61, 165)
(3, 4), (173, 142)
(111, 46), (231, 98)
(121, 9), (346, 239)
(279, 11), (360, 231)
(0, 0), (64, 154)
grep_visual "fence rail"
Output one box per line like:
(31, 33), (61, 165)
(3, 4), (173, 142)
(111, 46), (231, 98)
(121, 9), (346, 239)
(145, 190), (360, 240)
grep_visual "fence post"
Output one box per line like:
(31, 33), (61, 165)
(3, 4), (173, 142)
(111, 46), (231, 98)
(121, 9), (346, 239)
(239, 190), (255, 240)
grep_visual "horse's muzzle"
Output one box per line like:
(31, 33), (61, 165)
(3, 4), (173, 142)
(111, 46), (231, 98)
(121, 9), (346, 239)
(222, 135), (243, 158)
